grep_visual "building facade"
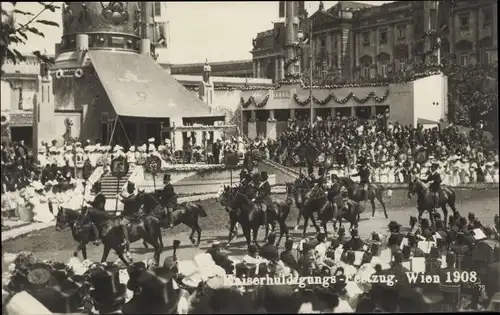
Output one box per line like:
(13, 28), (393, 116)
(251, 0), (497, 83)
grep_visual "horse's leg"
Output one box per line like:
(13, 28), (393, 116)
(81, 244), (87, 260)
(227, 219), (237, 246)
(308, 212), (321, 234)
(188, 223), (196, 245)
(252, 226), (259, 247)
(100, 244), (111, 263)
(376, 190), (388, 219)
(143, 240), (149, 250)
(441, 205), (448, 227)
(115, 249), (132, 267)
(370, 199), (376, 218)
(195, 223), (202, 246)
(294, 203), (302, 230)
(302, 212), (310, 238)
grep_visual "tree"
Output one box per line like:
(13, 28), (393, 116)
(0, 1), (60, 75)
(442, 58), (498, 134)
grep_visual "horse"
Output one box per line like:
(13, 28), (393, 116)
(78, 207), (163, 266)
(338, 176), (388, 219)
(288, 176), (313, 230)
(225, 186), (291, 246)
(140, 190), (208, 246)
(55, 207), (98, 259)
(407, 177), (457, 227)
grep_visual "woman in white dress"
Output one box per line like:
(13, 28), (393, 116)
(493, 162), (499, 182)
(469, 162), (478, 183)
(387, 158), (396, 183)
(379, 162), (389, 184)
(484, 163), (494, 183)
(30, 182), (54, 223)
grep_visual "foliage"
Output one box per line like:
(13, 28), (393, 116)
(0, 2), (60, 75)
(442, 58), (498, 133)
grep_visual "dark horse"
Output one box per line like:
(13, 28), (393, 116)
(78, 206), (163, 266)
(338, 176), (388, 219)
(220, 185), (291, 246)
(139, 190), (208, 246)
(407, 177), (457, 226)
(55, 207), (99, 259)
(289, 176), (313, 231)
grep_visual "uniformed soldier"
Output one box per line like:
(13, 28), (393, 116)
(83, 181), (106, 242)
(350, 157), (371, 201)
(467, 211), (484, 230)
(252, 171), (274, 230)
(387, 221), (404, 248)
(422, 162), (442, 211)
(117, 181), (140, 247)
(307, 165), (316, 186)
(159, 174), (176, 211)
(439, 252), (461, 311)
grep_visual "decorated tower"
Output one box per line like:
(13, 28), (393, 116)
(281, 1), (304, 79)
(37, 2), (151, 145)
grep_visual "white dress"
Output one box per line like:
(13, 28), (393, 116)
(387, 162), (396, 183)
(484, 167), (494, 183)
(380, 166), (389, 184)
(493, 167), (499, 183)
(31, 194), (55, 223)
(461, 162), (470, 184)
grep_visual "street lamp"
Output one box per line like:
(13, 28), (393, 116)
(297, 18), (314, 132)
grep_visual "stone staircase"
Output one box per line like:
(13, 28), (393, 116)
(100, 167), (134, 200)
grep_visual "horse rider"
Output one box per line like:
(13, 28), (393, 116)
(117, 181), (139, 248)
(82, 180), (105, 244)
(160, 174), (177, 211)
(467, 211), (484, 230)
(252, 171), (273, 229)
(306, 165), (316, 186)
(350, 156), (371, 201)
(421, 162), (442, 211)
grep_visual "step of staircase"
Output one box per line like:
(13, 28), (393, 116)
(99, 170), (134, 199)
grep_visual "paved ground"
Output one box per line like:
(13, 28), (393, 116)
(2, 188), (498, 269)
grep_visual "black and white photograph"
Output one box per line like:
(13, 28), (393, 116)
(1, 1), (499, 313)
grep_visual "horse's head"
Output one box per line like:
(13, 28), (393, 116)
(55, 207), (78, 231)
(408, 176), (425, 197)
(218, 185), (232, 207)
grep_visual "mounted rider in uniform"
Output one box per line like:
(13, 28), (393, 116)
(83, 180), (106, 243)
(350, 156), (371, 201)
(422, 162), (442, 211)
(117, 181), (140, 248)
(253, 171), (274, 229)
(159, 174), (177, 226)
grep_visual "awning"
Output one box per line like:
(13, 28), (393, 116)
(90, 51), (213, 118)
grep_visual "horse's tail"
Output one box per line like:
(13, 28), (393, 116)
(195, 204), (208, 218)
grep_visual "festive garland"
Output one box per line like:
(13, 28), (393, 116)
(292, 89), (389, 106)
(285, 56), (301, 69)
(240, 95), (270, 108)
(160, 164), (231, 172)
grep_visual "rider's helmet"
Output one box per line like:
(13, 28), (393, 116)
(318, 166), (325, 177)
(431, 162), (439, 171)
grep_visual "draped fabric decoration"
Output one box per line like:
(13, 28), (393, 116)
(293, 90), (390, 106)
(240, 95), (270, 109)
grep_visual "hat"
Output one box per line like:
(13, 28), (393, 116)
(148, 138), (155, 143)
(38, 147), (46, 153)
(88, 265), (127, 308)
(138, 144), (147, 152)
(129, 146), (135, 152)
(388, 221), (402, 231)
(113, 145), (123, 152)
(148, 144), (156, 152)
(75, 142), (81, 147)
(163, 174), (171, 181)
(260, 171), (268, 181)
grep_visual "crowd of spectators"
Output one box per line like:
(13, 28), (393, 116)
(270, 114), (499, 184)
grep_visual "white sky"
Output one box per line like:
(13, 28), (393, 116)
(12, 1), (391, 64)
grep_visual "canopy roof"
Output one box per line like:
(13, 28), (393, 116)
(90, 51), (214, 119)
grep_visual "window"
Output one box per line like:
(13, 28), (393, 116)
(399, 60), (406, 72)
(483, 9), (492, 26)
(397, 25), (406, 40)
(154, 2), (162, 16)
(369, 68), (375, 79)
(362, 32), (370, 46)
(321, 38), (326, 47)
(379, 29), (387, 45)
(459, 54), (468, 66)
(482, 51), (496, 64)
(459, 14), (469, 28)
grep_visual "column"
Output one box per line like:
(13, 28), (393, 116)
(253, 61), (257, 78)
(274, 57), (280, 83)
(248, 110), (257, 139)
(266, 109), (277, 140)
(290, 108), (295, 119)
(279, 58), (285, 81)
(371, 105), (377, 119)
(494, 3), (498, 47)
(330, 107), (335, 117)
(256, 60), (261, 78)
(350, 107), (355, 118)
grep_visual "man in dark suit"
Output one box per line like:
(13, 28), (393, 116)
(88, 181), (106, 211)
(118, 181), (140, 247)
(422, 162), (442, 210)
(159, 174), (176, 210)
(212, 139), (222, 164)
(259, 232), (279, 262)
(253, 171), (274, 230)
(280, 239), (298, 271)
